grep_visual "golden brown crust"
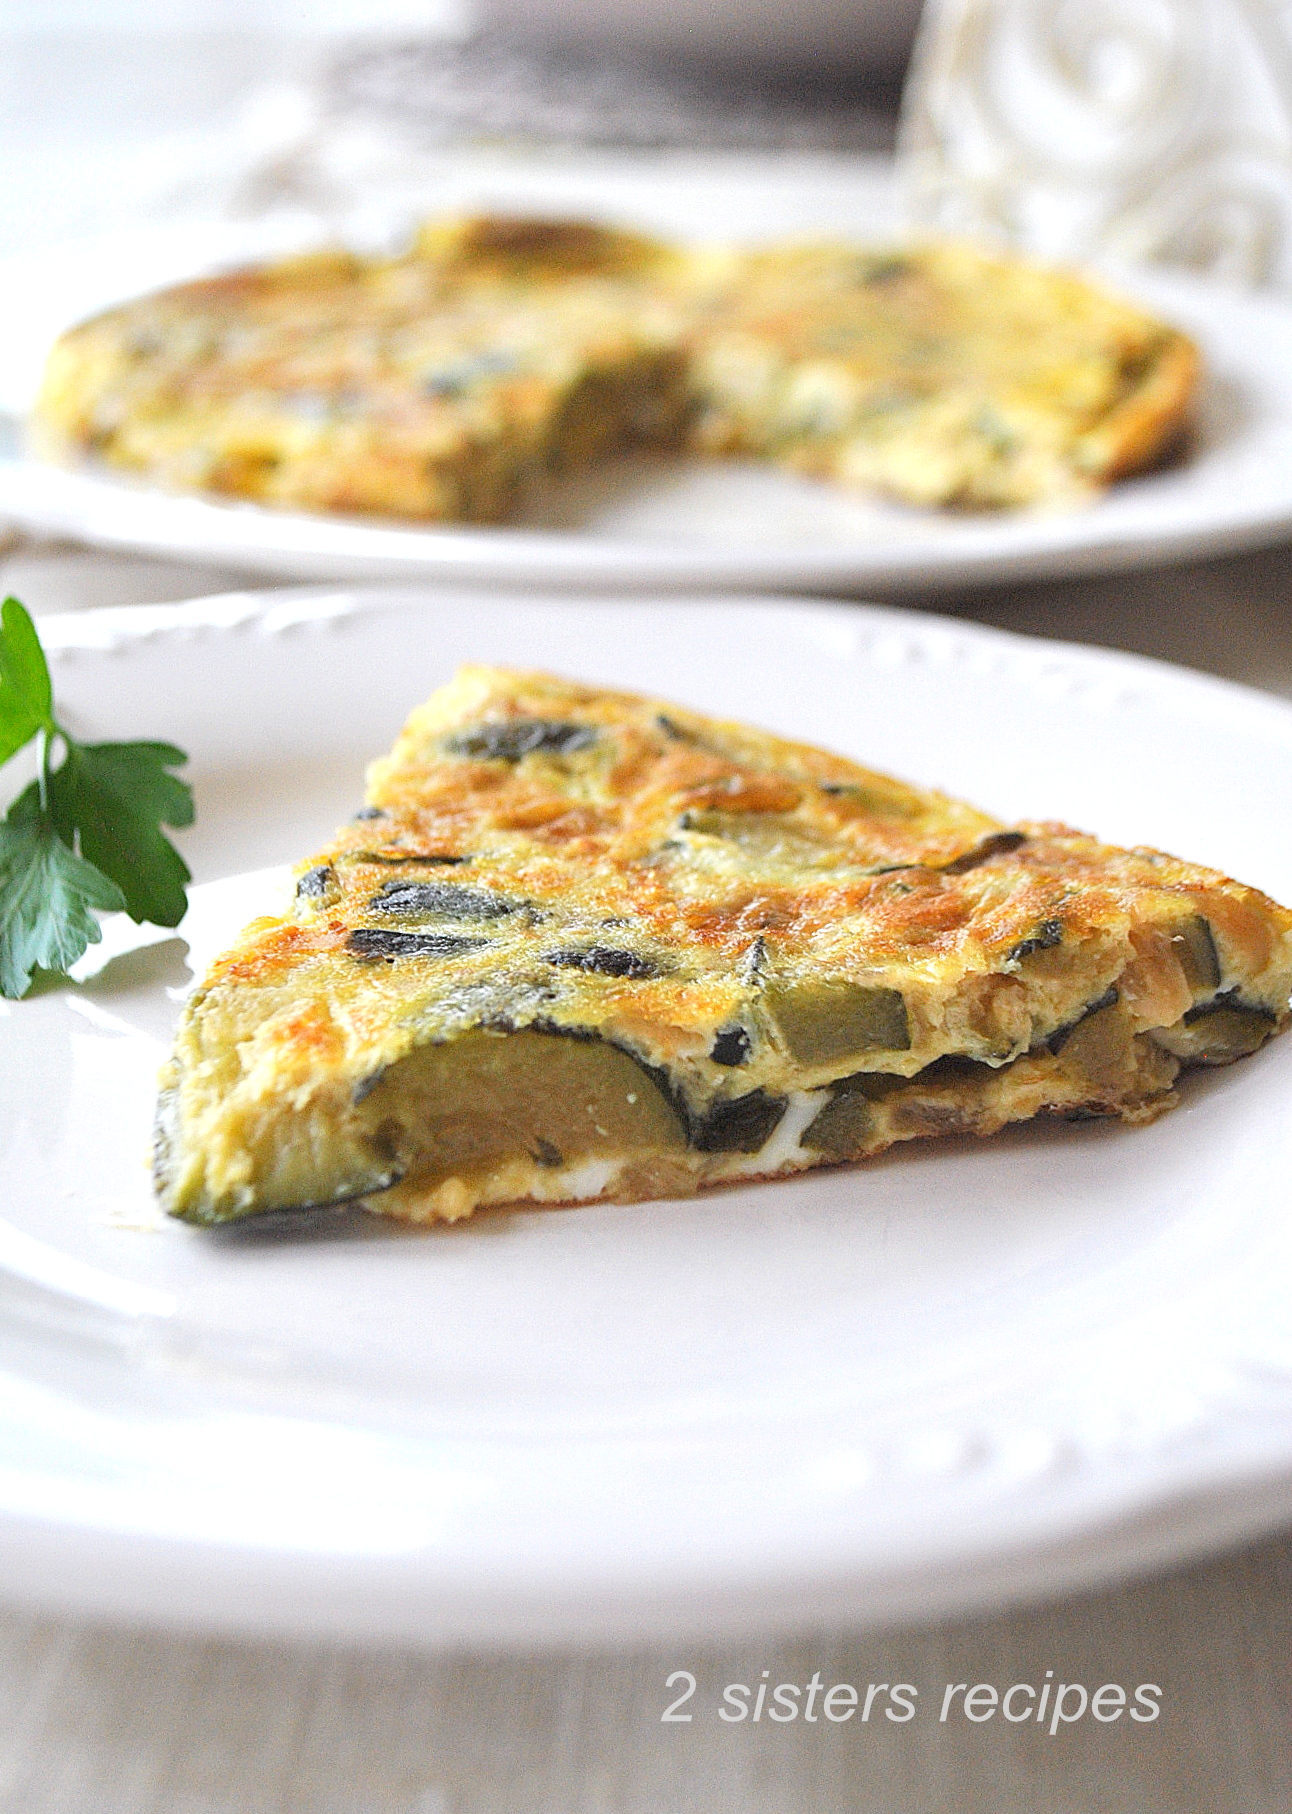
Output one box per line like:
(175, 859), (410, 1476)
(1076, 329), (1200, 481)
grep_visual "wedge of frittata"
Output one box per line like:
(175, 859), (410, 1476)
(155, 668), (1292, 1227)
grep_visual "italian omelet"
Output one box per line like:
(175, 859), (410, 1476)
(155, 668), (1292, 1227)
(37, 219), (1197, 518)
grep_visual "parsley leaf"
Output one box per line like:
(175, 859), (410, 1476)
(0, 788), (126, 998)
(50, 740), (194, 927)
(0, 595), (197, 996)
(0, 595), (53, 764)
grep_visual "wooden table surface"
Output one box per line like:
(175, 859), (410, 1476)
(2, 529), (1291, 1813)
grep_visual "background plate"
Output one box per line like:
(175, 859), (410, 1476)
(4, 156), (1292, 593)
(3, 585), (1292, 1646)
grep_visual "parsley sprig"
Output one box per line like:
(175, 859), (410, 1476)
(0, 596), (194, 997)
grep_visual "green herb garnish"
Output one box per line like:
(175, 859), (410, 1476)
(0, 596), (194, 997)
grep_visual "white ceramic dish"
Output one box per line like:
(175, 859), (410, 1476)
(6, 168), (1292, 595)
(3, 584), (1292, 1648)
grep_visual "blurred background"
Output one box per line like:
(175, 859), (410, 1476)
(9, 0), (1290, 293)
(5, 0), (1292, 622)
(0, 0), (919, 260)
(0, 0), (929, 611)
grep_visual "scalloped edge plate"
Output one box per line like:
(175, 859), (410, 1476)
(3, 584), (1292, 1647)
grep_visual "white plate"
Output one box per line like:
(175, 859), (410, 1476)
(4, 585), (1292, 1647)
(5, 163), (1292, 594)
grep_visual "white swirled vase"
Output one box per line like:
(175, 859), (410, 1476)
(898, 0), (1292, 288)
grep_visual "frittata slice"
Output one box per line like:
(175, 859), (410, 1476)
(688, 240), (1199, 507)
(35, 218), (694, 522)
(155, 668), (1292, 1227)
